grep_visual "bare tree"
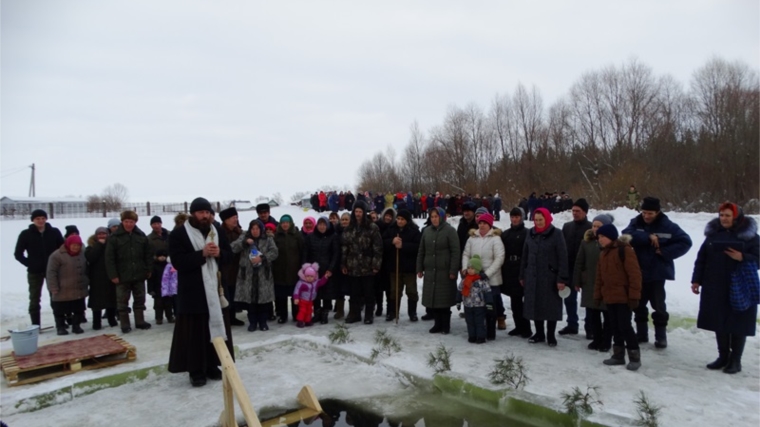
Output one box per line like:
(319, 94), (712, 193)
(102, 183), (129, 211)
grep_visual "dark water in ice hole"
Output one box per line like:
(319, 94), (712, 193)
(256, 395), (542, 427)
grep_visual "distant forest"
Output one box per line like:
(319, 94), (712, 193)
(357, 57), (759, 213)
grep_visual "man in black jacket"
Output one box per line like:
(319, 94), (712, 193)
(560, 198), (593, 337)
(501, 207), (532, 337)
(382, 210), (421, 322)
(14, 209), (64, 327)
(457, 201), (478, 253)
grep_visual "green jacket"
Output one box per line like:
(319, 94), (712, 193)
(417, 222), (460, 309)
(105, 225), (152, 283)
(627, 190), (640, 210)
(272, 225), (304, 288)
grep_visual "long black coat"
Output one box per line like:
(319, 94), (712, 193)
(85, 236), (117, 310)
(562, 219), (592, 286)
(691, 216), (759, 336)
(520, 225), (569, 321)
(304, 224), (340, 275)
(501, 222), (528, 293)
(168, 222), (232, 314)
(457, 217), (478, 253)
(382, 221), (421, 274)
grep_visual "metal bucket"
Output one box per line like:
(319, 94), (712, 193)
(10, 325), (40, 356)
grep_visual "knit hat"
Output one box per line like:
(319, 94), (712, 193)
(30, 209), (48, 221)
(95, 226), (109, 236)
(64, 225), (80, 238)
(573, 198), (590, 213)
(120, 210), (138, 222)
(468, 255), (483, 273)
(478, 213), (494, 228)
(107, 218), (121, 229)
(298, 262), (320, 281)
(150, 215), (162, 225)
(462, 201), (476, 212)
(641, 197), (661, 212)
(592, 214), (614, 226)
(256, 203), (270, 214)
(396, 209), (412, 222)
(189, 197), (212, 213)
(64, 235), (83, 255)
(265, 222), (277, 233)
(596, 224), (619, 241)
(280, 214), (293, 224)
(220, 207), (238, 222)
(509, 207), (523, 217)
(475, 207), (489, 216)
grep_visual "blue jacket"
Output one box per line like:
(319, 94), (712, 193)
(328, 193), (340, 212)
(622, 212), (692, 282)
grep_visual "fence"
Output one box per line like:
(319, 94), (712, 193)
(0, 201), (226, 220)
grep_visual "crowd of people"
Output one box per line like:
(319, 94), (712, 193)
(13, 194), (759, 387)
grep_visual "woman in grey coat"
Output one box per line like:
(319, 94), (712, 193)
(231, 219), (279, 332)
(520, 208), (569, 347)
(417, 207), (460, 334)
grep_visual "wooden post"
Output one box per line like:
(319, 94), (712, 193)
(212, 337), (262, 427)
(102, 201), (107, 218)
(220, 373), (238, 427)
(48, 203), (54, 219)
(147, 201), (151, 216)
(184, 201), (188, 213)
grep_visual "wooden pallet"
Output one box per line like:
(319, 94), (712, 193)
(0, 334), (136, 387)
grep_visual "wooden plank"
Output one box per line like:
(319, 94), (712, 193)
(261, 408), (320, 427)
(221, 373), (238, 427)
(212, 337), (261, 427)
(297, 385), (323, 413)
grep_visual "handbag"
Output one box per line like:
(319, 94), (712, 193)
(729, 260), (760, 311)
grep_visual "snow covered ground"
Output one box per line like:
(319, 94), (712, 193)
(1, 206), (759, 426)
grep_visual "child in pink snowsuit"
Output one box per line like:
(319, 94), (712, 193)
(293, 262), (328, 327)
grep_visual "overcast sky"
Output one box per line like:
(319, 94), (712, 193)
(2, 0), (758, 203)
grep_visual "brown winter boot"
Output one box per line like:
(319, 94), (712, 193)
(134, 310), (152, 330)
(603, 346), (626, 366)
(497, 316), (507, 330)
(334, 299), (345, 320)
(119, 311), (132, 333)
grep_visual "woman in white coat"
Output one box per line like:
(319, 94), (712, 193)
(462, 213), (505, 340)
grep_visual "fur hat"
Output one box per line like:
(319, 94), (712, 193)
(573, 198), (590, 213)
(174, 212), (188, 227)
(641, 197), (661, 212)
(256, 203), (270, 214)
(596, 224), (619, 241)
(592, 214), (614, 226)
(30, 209), (48, 221)
(120, 210), (138, 222)
(478, 213), (494, 228)
(107, 218), (121, 229)
(189, 197), (212, 213)
(298, 262), (320, 281)
(150, 215), (162, 225)
(219, 207), (238, 222)
(468, 255), (483, 273)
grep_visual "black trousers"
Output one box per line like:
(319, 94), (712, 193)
(587, 307), (612, 347)
(608, 303), (639, 350)
(634, 280), (669, 327)
(349, 275), (375, 310)
(505, 285), (531, 332)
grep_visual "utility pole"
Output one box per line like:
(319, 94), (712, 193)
(28, 163), (35, 197)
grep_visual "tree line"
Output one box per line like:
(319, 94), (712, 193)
(357, 57), (759, 213)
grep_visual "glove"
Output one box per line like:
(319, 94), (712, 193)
(480, 272), (489, 280)
(628, 299), (639, 310)
(486, 304), (494, 311)
(456, 303), (462, 311)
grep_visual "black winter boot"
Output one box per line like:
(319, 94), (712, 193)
(30, 312), (41, 327)
(529, 321), (545, 343)
(654, 326), (668, 349)
(334, 299), (345, 320)
(441, 310), (451, 334)
(547, 321), (557, 347)
(364, 303), (374, 324)
(55, 315), (69, 336)
(345, 301), (360, 324)
(428, 310), (443, 333)
(119, 311), (132, 333)
(421, 307), (434, 321)
(486, 312), (496, 341)
(723, 335), (746, 374)
(636, 321), (649, 343)
(320, 308), (329, 325)
(408, 299), (418, 322)
(92, 310), (102, 331)
(707, 333), (731, 370)
(134, 310), (152, 330)
(106, 309), (119, 327)
(604, 346), (626, 366)
(71, 313), (84, 334)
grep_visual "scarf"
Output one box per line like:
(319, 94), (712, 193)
(462, 273), (481, 297)
(184, 222), (227, 342)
